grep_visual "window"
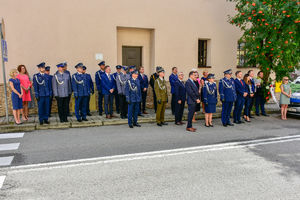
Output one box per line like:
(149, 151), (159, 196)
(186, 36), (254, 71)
(237, 42), (246, 67)
(198, 40), (207, 67)
(237, 42), (256, 68)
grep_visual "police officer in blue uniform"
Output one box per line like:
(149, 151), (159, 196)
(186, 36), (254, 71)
(125, 69), (142, 128)
(203, 74), (218, 127)
(72, 63), (90, 122)
(116, 66), (131, 119)
(33, 62), (52, 125)
(82, 66), (94, 116)
(63, 62), (72, 117)
(128, 65), (136, 76)
(113, 65), (122, 114)
(44, 66), (53, 117)
(233, 71), (247, 124)
(95, 61), (105, 115)
(219, 69), (236, 127)
(52, 62), (72, 123)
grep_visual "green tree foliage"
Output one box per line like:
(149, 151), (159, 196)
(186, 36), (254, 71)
(227, 0), (300, 84)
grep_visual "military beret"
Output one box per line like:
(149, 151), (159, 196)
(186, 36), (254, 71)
(224, 69), (232, 74)
(156, 66), (162, 71)
(98, 61), (105, 66)
(37, 62), (45, 68)
(45, 66), (50, 71)
(116, 65), (122, 69)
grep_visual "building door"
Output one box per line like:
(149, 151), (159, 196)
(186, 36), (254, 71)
(122, 47), (142, 69)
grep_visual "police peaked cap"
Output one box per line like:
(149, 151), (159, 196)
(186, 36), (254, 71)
(37, 62), (45, 68)
(223, 69), (232, 74)
(98, 61), (105, 66)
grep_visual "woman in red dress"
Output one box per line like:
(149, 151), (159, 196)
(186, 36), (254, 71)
(16, 65), (31, 121)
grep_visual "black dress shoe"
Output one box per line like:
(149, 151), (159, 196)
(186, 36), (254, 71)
(40, 121), (43, 125)
(238, 120), (245, 123)
(99, 113), (102, 116)
(77, 119), (82, 122)
(82, 118), (88, 121)
(60, 120), (64, 123)
(87, 113), (92, 116)
(121, 116), (126, 119)
(64, 119), (69, 122)
(44, 120), (50, 124)
(162, 122), (168, 125)
(233, 121), (241, 124)
(205, 124), (210, 127)
(157, 123), (162, 126)
(129, 124), (134, 128)
(249, 115), (255, 118)
(227, 123), (234, 126)
(223, 124), (227, 127)
(210, 124), (214, 127)
(138, 114), (144, 117)
(256, 113), (260, 116)
(261, 113), (269, 116)
(68, 113), (72, 117)
(49, 115), (52, 118)
(133, 123), (141, 127)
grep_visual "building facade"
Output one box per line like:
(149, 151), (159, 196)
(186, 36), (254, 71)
(0, 0), (259, 116)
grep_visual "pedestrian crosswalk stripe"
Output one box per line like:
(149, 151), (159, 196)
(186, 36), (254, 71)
(0, 176), (5, 189)
(0, 133), (24, 139)
(0, 156), (14, 166)
(0, 143), (20, 151)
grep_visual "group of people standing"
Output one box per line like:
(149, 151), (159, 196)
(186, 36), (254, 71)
(9, 62), (270, 130)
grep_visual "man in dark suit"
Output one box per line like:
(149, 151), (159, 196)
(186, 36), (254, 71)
(101, 65), (116, 119)
(138, 66), (149, 115)
(174, 71), (186, 125)
(169, 67), (178, 115)
(233, 71), (247, 124)
(185, 71), (200, 132)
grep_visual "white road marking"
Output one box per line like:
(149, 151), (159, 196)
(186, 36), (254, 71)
(0, 143), (20, 151)
(0, 156), (14, 166)
(2, 134), (300, 174)
(0, 133), (24, 140)
(0, 176), (6, 189)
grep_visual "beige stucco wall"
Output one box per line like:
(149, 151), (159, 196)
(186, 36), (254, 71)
(0, 0), (259, 84)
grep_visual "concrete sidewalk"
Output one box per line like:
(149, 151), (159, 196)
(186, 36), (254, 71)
(0, 104), (280, 133)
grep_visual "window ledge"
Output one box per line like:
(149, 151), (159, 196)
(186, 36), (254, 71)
(236, 66), (256, 68)
(198, 66), (211, 68)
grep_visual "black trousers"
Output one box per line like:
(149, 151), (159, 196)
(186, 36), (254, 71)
(175, 101), (185, 123)
(171, 93), (176, 114)
(187, 103), (196, 128)
(57, 97), (69, 121)
(140, 89), (147, 112)
(248, 96), (255, 116)
(67, 94), (71, 114)
(152, 89), (157, 111)
(119, 94), (128, 117)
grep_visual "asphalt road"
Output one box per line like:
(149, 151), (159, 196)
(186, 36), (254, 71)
(0, 113), (300, 199)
